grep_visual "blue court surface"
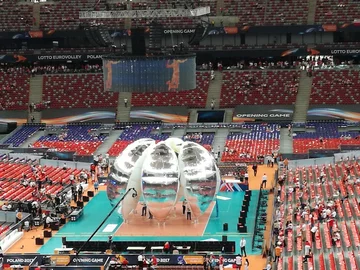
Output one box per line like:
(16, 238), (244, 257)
(38, 191), (261, 255)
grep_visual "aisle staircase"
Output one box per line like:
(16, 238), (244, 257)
(307, 0), (317, 25)
(206, 71), (223, 109)
(32, 3), (41, 29)
(116, 93), (132, 122)
(29, 75), (44, 123)
(124, 2), (132, 29)
(216, 0), (224, 15)
(171, 128), (185, 138)
(94, 130), (123, 155)
(293, 71), (313, 122)
(280, 128), (293, 154)
(20, 131), (45, 148)
(212, 128), (229, 157)
(225, 109), (234, 123)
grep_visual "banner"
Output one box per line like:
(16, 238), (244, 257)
(162, 29), (195, 35)
(103, 54), (196, 93)
(3, 254), (39, 266)
(30, 267), (101, 270)
(1, 23), (359, 40)
(233, 105), (360, 121)
(233, 105), (294, 121)
(61, 255), (109, 266)
(307, 105), (360, 121)
(0, 45), (359, 64)
(41, 108), (117, 124)
(130, 106), (189, 123)
(5, 254), (239, 267)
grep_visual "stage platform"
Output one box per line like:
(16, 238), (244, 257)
(115, 201), (214, 237)
(38, 190), (260, 255)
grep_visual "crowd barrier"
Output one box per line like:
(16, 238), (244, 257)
(334, 150), (360, 162)
(1, 230), (23, 251)
(288, 156), (334, 170)
(39, 159), (90, 171)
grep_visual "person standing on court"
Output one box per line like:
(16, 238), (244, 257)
(240, 237), (247, 257)
(261, 173), (267, 188)
(141, 202), (147, 216)
(244, 171), (249, 182)
(182, 199), (187, 215)
(252, 163), (258, 176)
(186, 206), (192, 220)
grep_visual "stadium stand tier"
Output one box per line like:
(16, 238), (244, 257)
(315, 0), (360, 24)
(222, 0), (308, 25)
(293, 122), (360, 154)
(220, 70), (300, 108)
(40, 0), (124, 30)
(276, 160), (360, 269)
(33, 124), (106, 155)
(4, 125), (42, 147)
(43, 74), (118, 109)
(310, 70), (360, 105)
(131, 72), (210, 108)
(0, 156), (80, 201)
(108, 124), (169, 157)
(221, 124), (280, 162)
(0, 69), (30, 110)
(0, 1), (33, 31)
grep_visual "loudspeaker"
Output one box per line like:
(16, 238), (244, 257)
(83, 196), (89, 202)
(131, 28), (146, 56)
(223, 223), (228, 231)
(35, 237), (44, 245)
(237, 224), (247, 233)
(87, 191), (94, 197)
(62, 237), (66, 245)
(77, 201), (84, 208)
(44, 230), (52, 238)
(238, 217), (245, 224)
(222, 235), (228, 242)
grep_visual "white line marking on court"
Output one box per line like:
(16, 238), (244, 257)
(102, 224), (118, 233)
(216, 196), (231, 200)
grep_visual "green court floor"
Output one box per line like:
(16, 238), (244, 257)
(38, 191), (261, 255)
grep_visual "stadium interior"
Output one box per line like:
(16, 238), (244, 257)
(0, 0), (359, 270)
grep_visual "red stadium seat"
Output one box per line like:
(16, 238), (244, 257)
(131, 72), (210, 108)
(0, 69), (29, 110)
(43, 74), (118, 109)
(310, 70), (360, 105)
(220, 70), (300, 107)
(315, 0), (360, 24)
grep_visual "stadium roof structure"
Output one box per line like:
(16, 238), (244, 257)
(79, 7), (210, 19)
